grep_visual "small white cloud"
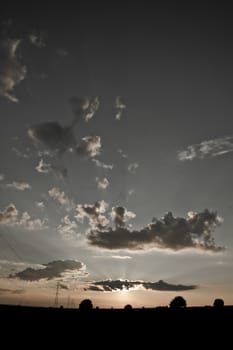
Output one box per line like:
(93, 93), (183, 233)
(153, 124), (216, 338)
(92, 158), (113, 170)
(128, 189), (135, 196)
(96, 177), (110, 190)
(35, 159), (51, 173)
(77, 136), (102, 158)
(128, 163), (139, 174)
(35, 201), (45, 210)
(0, 174), (5, 181)
(6, 181), (31, 191)
(48, 187), (74, 210)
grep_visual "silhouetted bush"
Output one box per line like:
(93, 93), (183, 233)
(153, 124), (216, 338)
(79, 299), (93, 311)
(213, 298), (224, 308)
(124, 304), (133, 310)
(169, 296), (186, 308)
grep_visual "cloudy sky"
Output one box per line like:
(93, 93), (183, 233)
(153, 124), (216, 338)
(0, 1), (233, 308)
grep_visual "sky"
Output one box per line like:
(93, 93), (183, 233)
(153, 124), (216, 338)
(0, 1), (233, 308)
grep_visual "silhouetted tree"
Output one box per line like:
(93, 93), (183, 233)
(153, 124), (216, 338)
(124, 304), (133, 310)
(213, 298), (224, 308)
(79, 299), (93, 311)
(169, 296), (187, 308)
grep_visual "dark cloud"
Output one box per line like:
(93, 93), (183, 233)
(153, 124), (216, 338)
(0, 38), (26, 102)
(111, 206), (136, 228)
(88, 209), (224, 252)
(28, 122), (76, 155)
(88, 279), (196, 292)
(0, 288), (25, 294)
(10, 260), (84, 281)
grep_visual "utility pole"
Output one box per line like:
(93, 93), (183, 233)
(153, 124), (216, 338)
(54, 282), (60, 307)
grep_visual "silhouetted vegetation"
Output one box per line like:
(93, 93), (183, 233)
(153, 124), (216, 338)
(169, 296), (187, 308)
(79, 298), (93, 310)
(213, 298), (224, 308)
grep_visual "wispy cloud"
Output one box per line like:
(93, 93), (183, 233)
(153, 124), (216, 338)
(115, 96), (126, 120)
(92, 158), (113, 170)
(0, 38), (27, 102)
(87, 279), (196, 292)
(88, 209), (224, 252)
(117, 149), (128, 158)
(29, 31), (46, 48)
(5, 181), (31, 191)
(10, 260), (86, 281)
(178, 135), (233, 161)
(111, 255), (132, 260)
(0, 174), (5, 181)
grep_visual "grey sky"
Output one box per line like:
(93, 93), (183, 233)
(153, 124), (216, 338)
(0, 2), (233, 308)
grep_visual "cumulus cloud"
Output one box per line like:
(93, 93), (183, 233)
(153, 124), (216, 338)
(76, 200), (109, 230)
(70, 96), (99, 124)
(0, 203), (18, 225)
(115, 96), (126, 120)
(0, 38), (27, 102)
(28, 122), (76, 155)
(88, 279), (196, 292)
(77, 136), (102, 158)
(58, 215), (78, 239)
(6, 181), (31, 191)
(0, 203), (47, 230)
(88, 209), (224, 252)
(10, 260), (85, 281)
(111, 206), (136, 228)
(96, 177), (109, 189)
(35, 159), (51, 173)
(29, 32), (46, 48)
(178, 136), (233, 161)
(48, 187), (74, 210)
(128, 163), (139, 174)
(92, 158), (113, 170)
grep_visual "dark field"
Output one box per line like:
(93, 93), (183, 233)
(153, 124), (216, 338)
(1, 303), (232, 343)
